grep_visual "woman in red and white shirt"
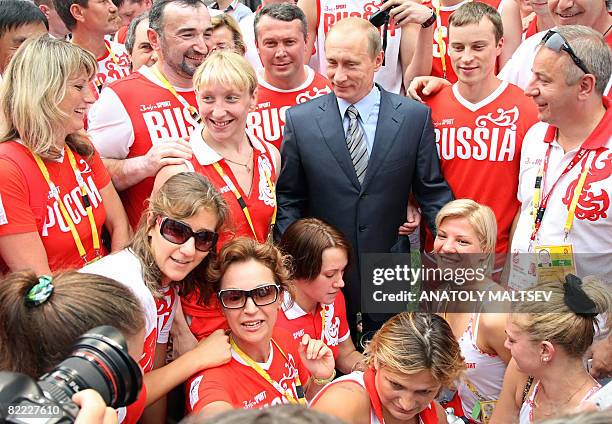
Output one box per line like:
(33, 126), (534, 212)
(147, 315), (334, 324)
(277, 218), (362, 374)
(311, 313), (464, 424)
(187, 237), (335, 418)
(0, 36), (130, 275)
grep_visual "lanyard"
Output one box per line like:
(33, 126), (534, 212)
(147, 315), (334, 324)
(93, 42), (120, 93)
(530, 141), (592, 243)
(434, 1), (447, 80)
(212, 157), (276, 241)
(32, 147), (101, 263)
(150, 65), (201, 123)
(105, 41), (120, 65)
(320, 306), (326, 341)
(230, 337), (306, 405)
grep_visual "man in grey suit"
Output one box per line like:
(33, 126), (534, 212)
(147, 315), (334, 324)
(275, 17), (453, 336)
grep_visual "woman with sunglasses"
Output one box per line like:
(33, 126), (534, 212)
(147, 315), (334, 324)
(83, 172), (232, 424)
(277, 218), (362, 374)
(152, 50), (280, 342)
(311, 312), (464, 424)
(187, 237), (335, 418)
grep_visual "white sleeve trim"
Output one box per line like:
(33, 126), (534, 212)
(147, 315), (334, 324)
(338, 330), (351, 343)
(87, 87), (135, 159)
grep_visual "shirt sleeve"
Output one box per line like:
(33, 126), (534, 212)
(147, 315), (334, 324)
(87, 87), (135, 159)
(0, 158), (39, 236)
(188, 370), (233, 413)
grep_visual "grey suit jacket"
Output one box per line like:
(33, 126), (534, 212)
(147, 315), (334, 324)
(275, 86), (453, 322)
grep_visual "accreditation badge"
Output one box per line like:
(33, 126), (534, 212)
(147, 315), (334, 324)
(534, 244), (576, 284)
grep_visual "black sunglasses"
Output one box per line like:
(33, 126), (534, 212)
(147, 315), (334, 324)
(157, 217), (218, 252)
(542, 30), (591, 75)
(217, 283), (281, 309)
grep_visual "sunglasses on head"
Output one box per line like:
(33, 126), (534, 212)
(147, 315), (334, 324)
(157, 217), (218, 252)
(542, 30), (591, 75)
(217, 283), (281, 309)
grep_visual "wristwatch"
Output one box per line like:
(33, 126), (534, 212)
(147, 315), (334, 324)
(421, 10), (437, 29)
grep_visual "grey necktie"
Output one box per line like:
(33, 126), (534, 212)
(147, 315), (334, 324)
(345, 105), (368, 184)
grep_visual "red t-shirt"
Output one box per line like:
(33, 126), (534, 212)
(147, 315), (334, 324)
(424, 82), (538, 256)
(89, 68), (198, 228)
(187, 328), (310, 412)
(424, 0), (501, 82)
(247, 67), (332, 150)
(0, 141), (110, 272)
(181, 126), (277, 340)
(276, 291), (350, 360)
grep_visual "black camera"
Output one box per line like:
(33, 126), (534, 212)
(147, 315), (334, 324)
(0, 326), (143, 423)
(369, 8), (390, 28)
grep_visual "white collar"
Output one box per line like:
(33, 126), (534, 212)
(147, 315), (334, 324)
(231, 341), (274, 370)
(257, 66), (315, 93)
(281, 291), (308, 320)
(190, 123), (266, 165)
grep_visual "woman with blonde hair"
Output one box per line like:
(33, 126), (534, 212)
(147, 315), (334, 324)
(491, 276), (611, 423)
(311, 312), (465, 424)
(154, 50), (280, 341)
(211, 14), (247, 55)
(431, 199), (510, 423)
(0, 36), (130, 275)
(187, 237), (335, 417)
(83, 172), (232, 424)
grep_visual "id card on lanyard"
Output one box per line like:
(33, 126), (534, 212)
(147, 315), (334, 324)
(529, 130), (593, 283)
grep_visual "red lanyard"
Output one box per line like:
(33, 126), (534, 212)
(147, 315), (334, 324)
(530, 143), (590, 242)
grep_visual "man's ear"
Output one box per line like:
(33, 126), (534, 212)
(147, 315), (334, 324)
(38, 4), (51, 18)
(577, 74), (597, 100)
(148, 27), (161, 51)
(374, 50), (384, 72)
(70, 3), (86, 24)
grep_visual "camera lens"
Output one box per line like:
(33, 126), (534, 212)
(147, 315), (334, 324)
(38, 326), (143, 409)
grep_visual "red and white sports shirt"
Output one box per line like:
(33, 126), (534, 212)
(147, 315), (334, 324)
(276, 291), (350, 360)
(424, 81), (538, 256)
(0, 142), (109, 272)
(96, 40), (131, 88)
(87, 65), (198, 228)
(509, 100), (612, 289)
(247, 66), (332, 150)
(187, 328), (310, 412)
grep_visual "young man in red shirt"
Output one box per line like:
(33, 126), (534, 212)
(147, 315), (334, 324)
(423, 2), (538, 270)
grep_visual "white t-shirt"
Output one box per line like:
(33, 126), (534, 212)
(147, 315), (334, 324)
(509, 120), (612, 289)
(81, 249), (158, 366)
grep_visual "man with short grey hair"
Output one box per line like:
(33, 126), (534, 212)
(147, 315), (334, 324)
(124, 12), (157, 70)
(509, 25), (612, 289)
